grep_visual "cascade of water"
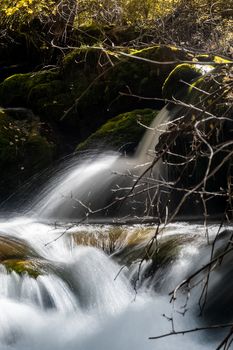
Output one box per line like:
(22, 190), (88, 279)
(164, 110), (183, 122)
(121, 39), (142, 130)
(27, 105), (172, 222)
(0, 105), (230, 350)
(135, 105), (171, 162)
(0, 218), (227, 350)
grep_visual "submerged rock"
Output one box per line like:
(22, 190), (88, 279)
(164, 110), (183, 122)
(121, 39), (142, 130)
(71, 226), (125, 255)
(0, 234), (60, 278)
(71, 225), (195, 277)
(71, 226), (157, 255)
(2, 258), (45, 278)
(113, 232), (194, 267)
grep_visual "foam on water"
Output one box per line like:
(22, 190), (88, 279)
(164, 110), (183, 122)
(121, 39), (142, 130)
(0, 217), (227, 350)
(0, 104), (229, 349)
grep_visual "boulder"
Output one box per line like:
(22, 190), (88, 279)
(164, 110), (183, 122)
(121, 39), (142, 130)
(0, 234), (37, 260)
(0, 45), (194, 141)
(76, 109), (158, 153)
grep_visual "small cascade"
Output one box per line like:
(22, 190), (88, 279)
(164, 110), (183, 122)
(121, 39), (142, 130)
(135, 105), (171, 161)
(0, 103), (231, 349)
(0, 218), (229, 350)
(28, 105), (172, 222)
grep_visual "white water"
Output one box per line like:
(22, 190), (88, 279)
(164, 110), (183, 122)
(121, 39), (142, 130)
(0, 105), (230, 349)
(0, 217), (228, 350)
(28, 106), (171, 222)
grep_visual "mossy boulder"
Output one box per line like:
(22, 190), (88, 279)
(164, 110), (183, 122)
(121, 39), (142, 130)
(0, 45), (194, 142)
(60, 45), (193, 136)
(2, 258), (44, 278)
(1, 44), (228, 148)
(162, 54), (231, 100)
(188, 63), (233, 111)
(0, 70), (63, 114)
(76, 109), (158, 152)
(0, 234), (37, 260)
(0, 108), (56, 198)
(0, 234), (54, 278)
(71, 24), (147, 47)
(162, 63), (202, 99)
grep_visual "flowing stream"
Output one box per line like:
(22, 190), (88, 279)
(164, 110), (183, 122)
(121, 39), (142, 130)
(0, 105), (231, 349)
(0, 219), (229, 350)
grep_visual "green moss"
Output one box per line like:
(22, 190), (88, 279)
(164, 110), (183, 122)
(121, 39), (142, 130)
(213, 56), (231, 64)
(62, 46), (106, 79)
(195, 54), (231, 64)
(187, 65), (232, 113)
(0, 45), (200, 140)
(162, 63), (202, 99)
(3, 259), (43, 278)
(28, 80), (66, 121)
(59, 45), (194, 135)
(69, 24), (110, 47)
(0, 70), (60, 107)
(76, 109), (158, 152)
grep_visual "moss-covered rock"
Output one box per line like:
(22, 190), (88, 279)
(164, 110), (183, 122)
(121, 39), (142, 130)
(162, 63), (202, 99)
(2, 258), (44, 278)
(0, 234), (37, 260)
(0, 44), (229, 150)
(0, 70), (61, 108)
(76, 109), (158, 152)
(0, 234), (54, 278)
(71, 24), (147, 47)
(0, 45), (194, 141)
(0, 108), (56, 198)
(183, 65), (233, 125)
(59, 45), (195, 137)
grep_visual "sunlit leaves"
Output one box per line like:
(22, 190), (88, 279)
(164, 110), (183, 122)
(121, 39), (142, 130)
(0, 0), (230, 28)
(1, 0), (56, 22)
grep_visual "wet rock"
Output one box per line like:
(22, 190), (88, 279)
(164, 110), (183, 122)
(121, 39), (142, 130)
(76, 109), (158, 153)
(0, 235), (37, 260)
(162, 63), (202, 99)
(2, 258), (45, 278)
(71, 226), (125, 255)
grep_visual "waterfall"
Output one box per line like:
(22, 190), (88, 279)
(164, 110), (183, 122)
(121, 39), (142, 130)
(0, 217), (229, 350)
(27, 105), (172, 223)
(0, 105), (231, 349)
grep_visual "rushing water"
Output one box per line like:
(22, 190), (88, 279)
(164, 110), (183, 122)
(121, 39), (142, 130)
(0, 217), (229, 350)
(0, 105), (231, 349)
(24, 106), (171, 222)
